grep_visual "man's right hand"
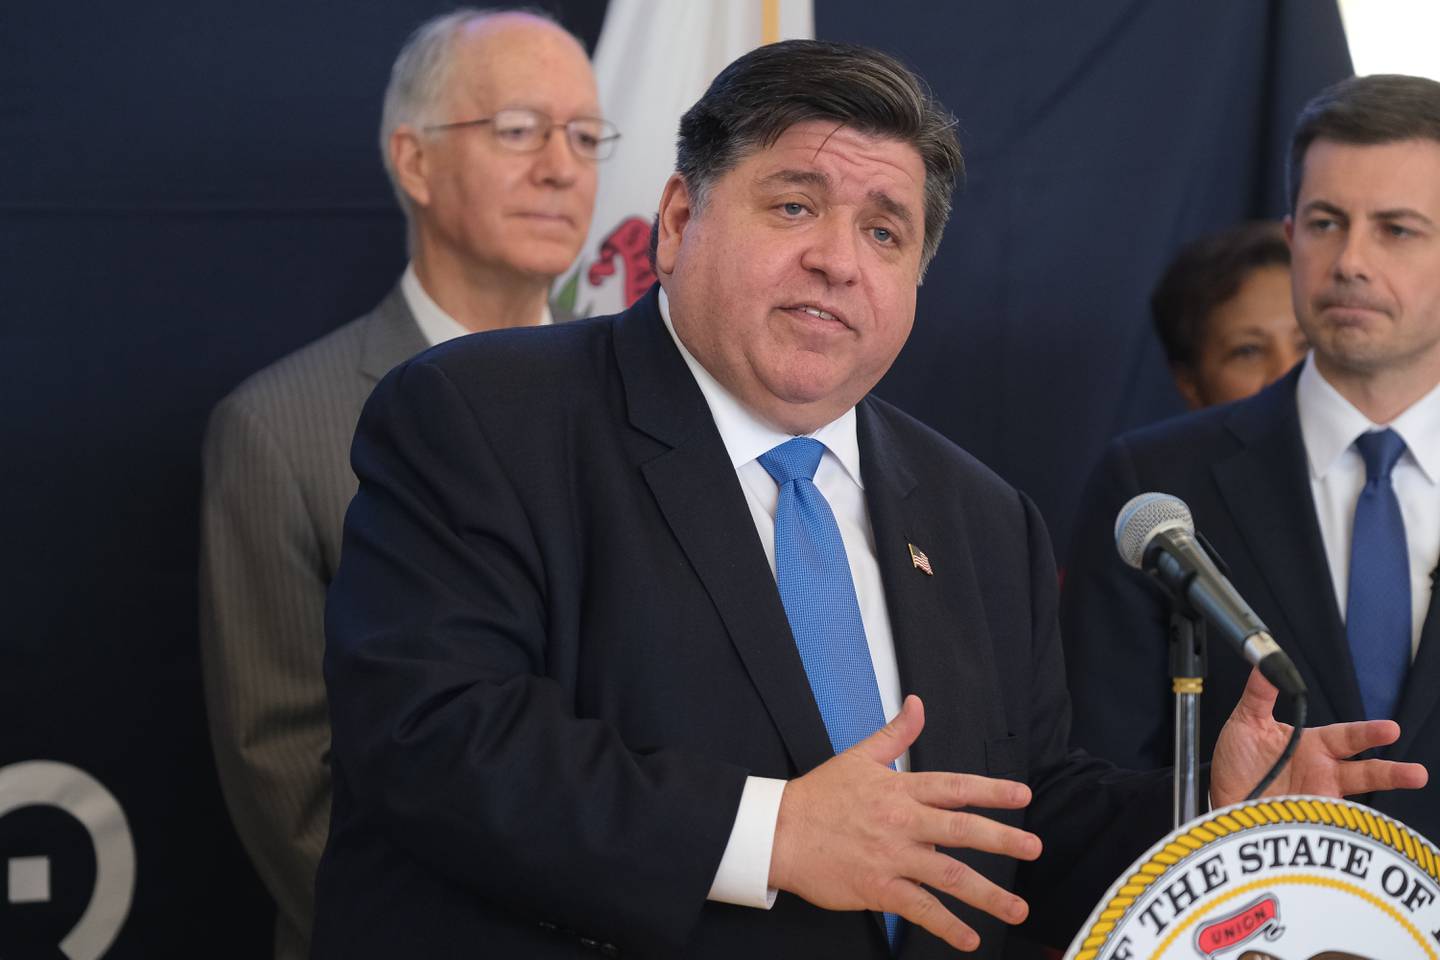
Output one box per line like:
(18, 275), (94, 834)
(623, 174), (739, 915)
(767, 695), (1040, 952)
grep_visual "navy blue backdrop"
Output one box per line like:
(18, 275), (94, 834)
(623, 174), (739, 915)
(2, 1), (1347, 955)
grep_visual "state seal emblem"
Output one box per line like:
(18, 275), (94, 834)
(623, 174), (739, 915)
(1062, 797), (1440, 960)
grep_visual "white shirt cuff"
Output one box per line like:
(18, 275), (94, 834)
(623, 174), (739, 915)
(706, 776), (785, 908)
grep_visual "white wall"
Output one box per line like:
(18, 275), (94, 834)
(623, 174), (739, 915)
(1339, 0), (1440, 79)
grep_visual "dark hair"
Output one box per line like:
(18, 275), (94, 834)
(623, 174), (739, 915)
(1287, 73), (1440, 212)
(1151, 221), (1291, 367)
(652, 39), (964, 279)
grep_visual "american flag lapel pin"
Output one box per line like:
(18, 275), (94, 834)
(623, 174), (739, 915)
(908, 543), (933, 576)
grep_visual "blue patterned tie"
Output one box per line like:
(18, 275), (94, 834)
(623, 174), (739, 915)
(758, 437), (900, 949)
(1346, 428), (1411, 720)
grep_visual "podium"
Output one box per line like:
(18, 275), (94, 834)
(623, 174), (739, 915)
(1062, 796), (1440, 960)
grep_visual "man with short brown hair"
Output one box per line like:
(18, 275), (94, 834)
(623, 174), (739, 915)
(1063, 73), (1440, 849)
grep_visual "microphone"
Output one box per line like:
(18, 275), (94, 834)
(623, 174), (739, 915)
(1115, 493), (1307, 697)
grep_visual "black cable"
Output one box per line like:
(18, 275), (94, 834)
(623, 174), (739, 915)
(1246, 692), (1307, 801)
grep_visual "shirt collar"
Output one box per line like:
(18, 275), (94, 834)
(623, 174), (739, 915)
(401, 263), (553, 348)
(1297, 352), (1440, 484)
(657, 287), (863, 489)
(1391, 376), (1440, 484)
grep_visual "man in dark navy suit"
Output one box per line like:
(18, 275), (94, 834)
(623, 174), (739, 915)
(1063, 74), (1440, 846)
(316, 46), (1427, 959)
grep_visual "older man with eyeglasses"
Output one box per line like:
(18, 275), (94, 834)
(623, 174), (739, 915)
(197, 9), (608, 959)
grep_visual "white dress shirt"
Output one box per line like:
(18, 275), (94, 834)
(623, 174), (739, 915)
(1296, 355), (1440, 658)
(400, 263), (553, 347)
(656, 290), (906, 909)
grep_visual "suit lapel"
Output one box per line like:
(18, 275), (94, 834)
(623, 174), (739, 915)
(1210, 373), (1365, 722)
(858, 402), (998, 778)
(360, 284), (429, 384)
(1388, 573), (1440, 759)
(617, 290), (834, 776)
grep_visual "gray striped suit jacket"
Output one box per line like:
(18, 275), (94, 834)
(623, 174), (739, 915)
(199, 285), (427, 960)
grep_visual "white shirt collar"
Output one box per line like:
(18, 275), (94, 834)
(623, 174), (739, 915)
(656, 287), (864, 489)
(1297, 351), (1440, 484)
(401, 263), (553, 348)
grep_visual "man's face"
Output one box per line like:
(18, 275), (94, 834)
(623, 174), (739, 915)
(1175, 264), (1307, 409)
(399, 16), (599, 280)
(655, 121), (926, 434)
(1286, 138), (1440, 387)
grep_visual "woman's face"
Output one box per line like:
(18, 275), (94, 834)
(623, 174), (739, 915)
(1174, 265), (1309, 409)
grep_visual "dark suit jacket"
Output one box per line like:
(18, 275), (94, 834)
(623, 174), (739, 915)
(315, 288), (1169, 959)
(1060, 367), (1439, 842)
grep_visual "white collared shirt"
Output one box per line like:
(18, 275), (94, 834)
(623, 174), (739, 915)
(657, 289), (904, 909)
(1296, 355), (1440, 657)
(400, 263), (553, 347)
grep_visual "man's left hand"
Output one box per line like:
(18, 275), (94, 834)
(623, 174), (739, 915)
(1211, 667), (1429, 809)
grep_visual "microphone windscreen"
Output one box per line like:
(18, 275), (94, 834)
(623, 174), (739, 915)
(1114, 492), (1194, 569)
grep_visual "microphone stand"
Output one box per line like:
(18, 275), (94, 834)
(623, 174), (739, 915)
(1168, 606), (1206, 828)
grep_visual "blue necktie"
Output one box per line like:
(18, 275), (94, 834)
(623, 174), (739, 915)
(758, 437), (900, 949)
(1346, 428), (1411, 721)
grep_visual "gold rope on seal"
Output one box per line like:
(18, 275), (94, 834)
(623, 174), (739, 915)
(1071, 798), (1440, 960)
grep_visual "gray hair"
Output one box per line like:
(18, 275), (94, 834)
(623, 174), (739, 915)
(378, 7), (563, 214)
(671, 39), (964, 281)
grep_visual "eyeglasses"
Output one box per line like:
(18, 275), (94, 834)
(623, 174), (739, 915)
(425, 108), (621, 161)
